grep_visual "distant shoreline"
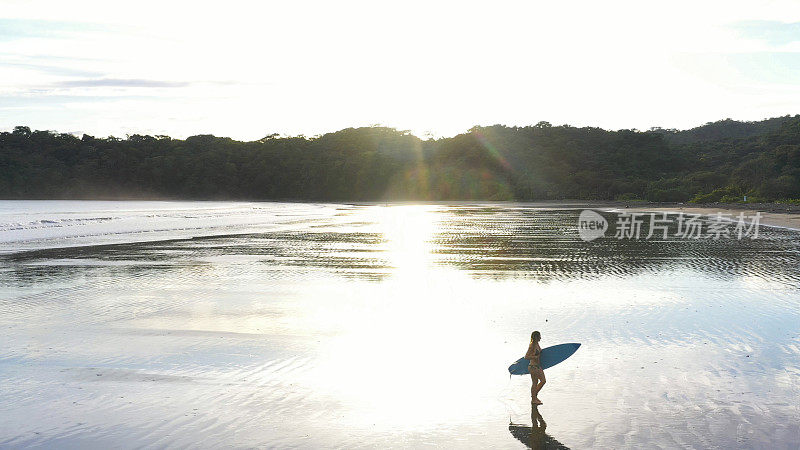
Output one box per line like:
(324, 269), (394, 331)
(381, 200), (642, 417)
(4, 198), (800, 214)
(3, 198), (800, 229)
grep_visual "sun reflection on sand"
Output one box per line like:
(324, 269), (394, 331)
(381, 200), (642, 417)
(309, 205), (505, 429)
(375, 204), (439, 274)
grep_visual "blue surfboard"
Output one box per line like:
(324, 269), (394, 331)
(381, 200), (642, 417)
(508, 343), (581, 375)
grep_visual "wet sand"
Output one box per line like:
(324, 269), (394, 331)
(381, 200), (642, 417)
(1, 201), (799, 448)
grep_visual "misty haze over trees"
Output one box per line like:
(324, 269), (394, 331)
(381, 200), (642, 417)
(2, 115), (799, 203)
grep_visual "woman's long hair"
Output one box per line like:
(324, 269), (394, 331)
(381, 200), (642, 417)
(530, 330), (541, 344)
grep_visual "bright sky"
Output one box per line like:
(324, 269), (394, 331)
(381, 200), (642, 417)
(2, 0), (800, 139)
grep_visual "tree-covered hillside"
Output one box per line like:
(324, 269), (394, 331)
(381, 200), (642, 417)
(654, 116), (793, 146)
(2, 116), (800, 202)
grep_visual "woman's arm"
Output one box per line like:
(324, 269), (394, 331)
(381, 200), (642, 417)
(524, 343), (535, 359)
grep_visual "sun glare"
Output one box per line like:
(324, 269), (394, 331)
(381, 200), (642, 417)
(376, 205), (439, 275)
(301, 205), (506, 429)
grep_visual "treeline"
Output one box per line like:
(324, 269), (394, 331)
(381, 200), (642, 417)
(1, 115), (799, 202)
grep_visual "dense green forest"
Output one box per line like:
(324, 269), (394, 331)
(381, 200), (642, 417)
(2, 115), (800, 202)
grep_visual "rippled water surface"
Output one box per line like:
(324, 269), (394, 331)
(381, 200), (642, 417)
(1, 201), (799, 448)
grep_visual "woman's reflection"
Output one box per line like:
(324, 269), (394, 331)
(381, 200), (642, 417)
(508, 405), (569, 449)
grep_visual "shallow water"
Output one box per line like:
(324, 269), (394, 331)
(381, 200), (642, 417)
(1, 201), (799, 448)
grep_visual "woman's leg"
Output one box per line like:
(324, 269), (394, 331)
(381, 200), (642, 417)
(530, 371), (537, 399)
(532, 370), (546, 401)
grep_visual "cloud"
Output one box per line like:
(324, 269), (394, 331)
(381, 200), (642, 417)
(54, 78), (190, 88)
(0, 61), (103, 78)
(731, 20), (800, 46)
(0, 18), (108, 42)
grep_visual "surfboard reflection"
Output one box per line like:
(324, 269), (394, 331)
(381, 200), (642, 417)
(508, 406), (569, 449)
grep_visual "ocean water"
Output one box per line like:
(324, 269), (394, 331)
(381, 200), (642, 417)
(0, 201), (798, 449)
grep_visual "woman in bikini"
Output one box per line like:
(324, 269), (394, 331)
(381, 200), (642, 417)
(525, 330), (546, 405)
